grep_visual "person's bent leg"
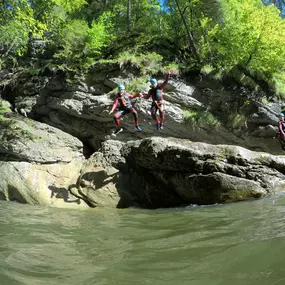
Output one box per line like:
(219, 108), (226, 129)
(131, 108), (141, 131)
(131, 108), (139, 127)
(113, 111), (124, 128)
(151, 104), (160, 129)
(159, 104), (165, 129)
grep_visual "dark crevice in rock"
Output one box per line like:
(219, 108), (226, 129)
(82, 142), (95, 159)
(0, 152), (30, 162)
(0, 191), (6, 200)
(0, 151), (74, 164)
(7, 185), (27, 204)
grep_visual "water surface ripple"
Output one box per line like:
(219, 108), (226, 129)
(1, 195), (285, 285)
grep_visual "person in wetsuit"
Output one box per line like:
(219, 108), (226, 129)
(278, 113), (285, 140)
(109, 84), (142, 134)
(142, 72), (170, 130)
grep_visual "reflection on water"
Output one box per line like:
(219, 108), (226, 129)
(1, 195), (285, 285)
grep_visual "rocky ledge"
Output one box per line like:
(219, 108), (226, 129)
(1, 114), (285, 209)
(0, 113), (87, 208)
(72, 137), (285, 208)
(1, 62), (284, 154)
(1, 61), (285, 209)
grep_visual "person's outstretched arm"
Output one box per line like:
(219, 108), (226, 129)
(160, 72), (171, 89)
(128, 92), (142, 99)
(142, 90), (151, 99)
(109, 98), (118, 114)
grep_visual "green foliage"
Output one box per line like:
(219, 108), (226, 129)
(0, 1), (36, 59)
(206, 0), (285, 76)
(127, 77), (148, 93)
(1, 0), (285, 99)
(0, 118), (16, 134)
(53, 12), (114, 71)
(183, 108), (221, 129)
(52, 0), (87, 14)
(25, 65), (43, 76)
(0, 112), (17, 141)
(271, 72), (285, 100)
(115, 52), (163, 74)
(0, 101), (38, 141)
(0, 0), (50, 67)
(112, 0), (163, 35)
(0, 100), (12, 116)
(163, 63), (180, 76)
(21, 129), (35, 140)
(53, 19), (89, 67)
(228, 113), (247, 130)
(200, 64), (216, 75)
(0, 118), (38, 141)
(86, 12), (114, 56)
(0, 58), (4, 69)
(0, 20), (28, 57)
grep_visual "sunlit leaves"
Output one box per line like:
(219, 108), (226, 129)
(86, 12), (114, 55)
(0, 1), (36, 57)
(207, 0), (285, 76)
(52, 0), (87, 14)
(1, 0), (285, 81)
(53, 12), (114, 70)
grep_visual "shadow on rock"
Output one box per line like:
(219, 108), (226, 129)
(73, 168), (136, 208)
(49, 185), (81, 204)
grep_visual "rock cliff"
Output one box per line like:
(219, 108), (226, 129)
(1, 62), (285, 208)
(0, 113), (87, 208)
(72, 137), (285, 208)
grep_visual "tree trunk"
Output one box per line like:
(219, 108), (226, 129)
(173, 0), (200, 63)
(127, 0), (132, 31)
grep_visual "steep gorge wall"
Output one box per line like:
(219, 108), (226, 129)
(0, 62), (283, 155)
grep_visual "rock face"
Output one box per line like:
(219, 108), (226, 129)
(5, 63), (284, 154)
(74, 137), (285, 208)
(1, 112), (285, 209)
(1, 62), (285, 209)
(0, 113), (87, 208)
(69, 140), (130, 208)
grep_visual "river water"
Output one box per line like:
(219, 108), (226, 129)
(1, 195), (285, 285)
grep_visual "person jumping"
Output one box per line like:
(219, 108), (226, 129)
(278, 113), (285, 140)
(276, 113), (285, 150)
(142, 72), (170, 130)
(109, 84), (142, 135)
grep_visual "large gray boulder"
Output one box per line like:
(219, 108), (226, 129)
(74, 137), (285, 208)
(0, 113), (88, 208)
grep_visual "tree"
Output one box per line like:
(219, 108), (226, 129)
(172, 0), (200, 63)
(202, 0), (285, 77)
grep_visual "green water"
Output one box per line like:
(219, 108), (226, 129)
(1, 196), (285, 285)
